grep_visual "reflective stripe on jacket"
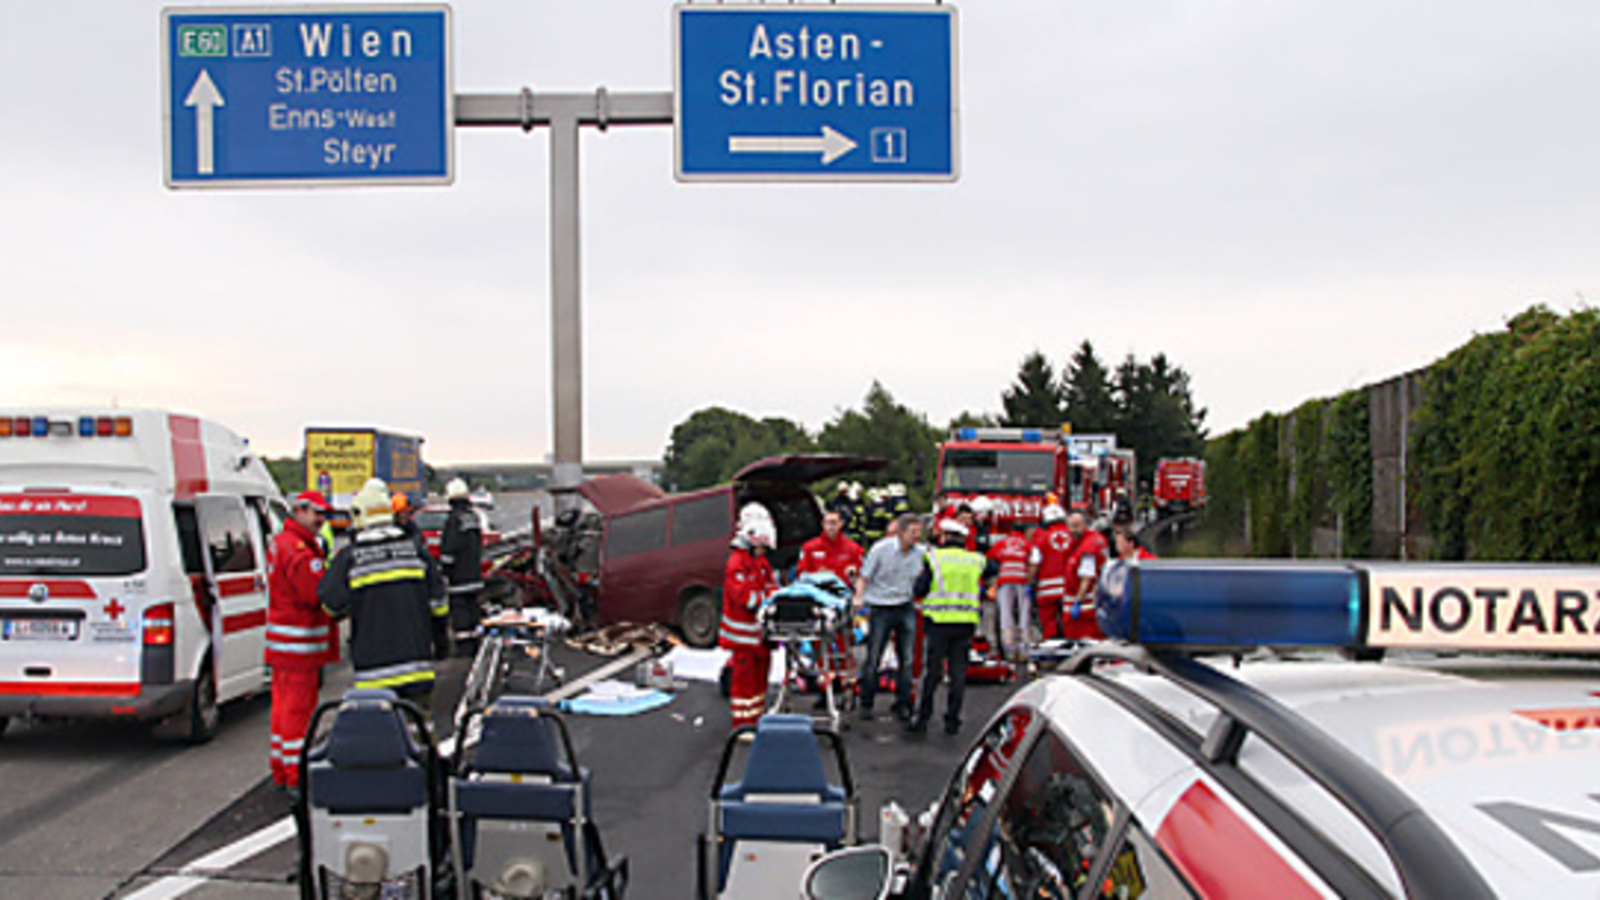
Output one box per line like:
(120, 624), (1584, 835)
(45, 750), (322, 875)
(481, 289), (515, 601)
(720, 546), (777, 650)
(922, 547), (983, 626)
(319, 524), (446, 692)
(267, 518), (336, 668)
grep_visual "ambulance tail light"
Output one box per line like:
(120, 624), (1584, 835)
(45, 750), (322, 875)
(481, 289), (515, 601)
(143, 603), (175, 646)
(114, 417), (133, 437)
(31, 417), (48, 438)
(0, 419), (11, 437)
(97, 417), (113, 437)
(1096, 561), (1361, 650)
(78, 416), (95, 437)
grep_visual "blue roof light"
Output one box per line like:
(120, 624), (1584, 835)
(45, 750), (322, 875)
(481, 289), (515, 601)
(1098, 561), (1362, 649)
(1021, 429), (1042, 442)
(957, 428), (977, 441)
(77, 417), (95, 437)
(31, 417), (48, 438)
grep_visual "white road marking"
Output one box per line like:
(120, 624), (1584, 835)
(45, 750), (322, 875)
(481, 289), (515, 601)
(121, 816), (294, 900)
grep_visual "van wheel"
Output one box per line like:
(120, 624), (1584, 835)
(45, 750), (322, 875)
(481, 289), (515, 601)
(678, 590), (720, 649)
(183, 663), (220, 745)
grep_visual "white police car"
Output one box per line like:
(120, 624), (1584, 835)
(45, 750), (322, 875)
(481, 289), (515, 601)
(803, 560), (1600, 899)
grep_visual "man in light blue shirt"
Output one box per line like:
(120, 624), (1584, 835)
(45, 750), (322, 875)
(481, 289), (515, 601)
(854, 514), (926, 720)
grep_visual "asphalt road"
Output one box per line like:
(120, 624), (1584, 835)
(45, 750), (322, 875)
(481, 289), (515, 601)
(0, 642), (1015, 900)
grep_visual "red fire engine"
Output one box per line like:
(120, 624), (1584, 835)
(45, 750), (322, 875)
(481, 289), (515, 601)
(933, 427), (1135, 531)
(1152, 457), (1207, 516)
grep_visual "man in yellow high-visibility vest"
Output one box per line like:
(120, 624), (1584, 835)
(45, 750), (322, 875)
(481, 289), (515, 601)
(909, 518), (993, 736)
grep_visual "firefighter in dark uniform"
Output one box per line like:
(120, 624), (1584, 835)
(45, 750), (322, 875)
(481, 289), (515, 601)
(320, 480), (450, 717)
(439, 478), (485, 651)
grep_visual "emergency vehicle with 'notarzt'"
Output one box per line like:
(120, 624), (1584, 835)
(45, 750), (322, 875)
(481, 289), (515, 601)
(0, 410), (284, 744)
(935, 427), (1135, 531)
(798, 559), (1600, 899)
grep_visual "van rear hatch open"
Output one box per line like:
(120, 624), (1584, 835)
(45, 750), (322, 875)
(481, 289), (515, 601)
(0, 493), (153, 708)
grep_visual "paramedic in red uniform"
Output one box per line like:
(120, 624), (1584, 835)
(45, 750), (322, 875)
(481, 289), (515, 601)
(720, 504), (780, 729)
(797, 510), (864, 696)
(1027, 504), (1073, 641)
(987, 525), (1033, 661)
(798, 510), (865, 581)
(266, 490), (337, 794)
(1062, 511), (1110, 640)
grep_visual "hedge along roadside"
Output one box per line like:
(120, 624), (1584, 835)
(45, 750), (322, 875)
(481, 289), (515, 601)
(1200, 305), (1594, 562)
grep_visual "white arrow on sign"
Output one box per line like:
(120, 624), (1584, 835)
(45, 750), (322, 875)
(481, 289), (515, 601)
(728, 125), (857, 166)
(184, 70), (225, 175)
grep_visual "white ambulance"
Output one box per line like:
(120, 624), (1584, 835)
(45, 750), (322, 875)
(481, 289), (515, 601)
(0, 410), (286, 743)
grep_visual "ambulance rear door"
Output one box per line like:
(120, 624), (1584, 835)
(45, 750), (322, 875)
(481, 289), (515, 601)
(193, 494), (268, 700)
(0, 493), (146, 692)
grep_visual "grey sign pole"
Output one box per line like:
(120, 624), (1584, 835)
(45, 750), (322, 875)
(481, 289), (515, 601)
(457, 90), (672, 497)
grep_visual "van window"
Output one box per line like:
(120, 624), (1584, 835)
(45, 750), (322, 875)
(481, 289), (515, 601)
(606, 508), (668, 559)
(671, 496), (730, 546)
(198, 498), (257, 574)
(0, 494), (146, 576)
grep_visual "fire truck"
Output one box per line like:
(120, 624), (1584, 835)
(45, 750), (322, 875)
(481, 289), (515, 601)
(933, 427), (1135, 531)
(1152, 457), (1207, 516)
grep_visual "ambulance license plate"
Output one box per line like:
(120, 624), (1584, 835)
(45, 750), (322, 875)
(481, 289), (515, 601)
(2, 618), (79, 641)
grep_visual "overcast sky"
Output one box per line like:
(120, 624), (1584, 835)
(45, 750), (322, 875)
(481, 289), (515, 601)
(3, 1), (1597, 463)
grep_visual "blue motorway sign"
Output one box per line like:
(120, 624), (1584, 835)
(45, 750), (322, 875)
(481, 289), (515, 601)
(162, 5), (452, 187)
(675, 5), (958, 182)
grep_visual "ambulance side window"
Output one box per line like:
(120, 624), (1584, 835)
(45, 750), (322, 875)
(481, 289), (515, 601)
(248, 496), (280, 543)
(173, 505), (205, 575)
(200, 499), (257, 574)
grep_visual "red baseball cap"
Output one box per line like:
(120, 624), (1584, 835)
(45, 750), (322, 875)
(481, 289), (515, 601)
(293, 490), (333, 512)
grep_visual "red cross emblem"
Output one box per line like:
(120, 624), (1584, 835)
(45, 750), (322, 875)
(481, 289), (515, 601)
(103, 598), (126, 621)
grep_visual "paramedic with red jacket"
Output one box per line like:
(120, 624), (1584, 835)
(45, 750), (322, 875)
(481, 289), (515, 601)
(1062, 511), (1110, 641)
(987, 527), (1033, 661)
(720, 504), (780, 730)
(1027, 505), (1074, 641)
(266, 490), (337, 792)
(797, 510), (865, 581)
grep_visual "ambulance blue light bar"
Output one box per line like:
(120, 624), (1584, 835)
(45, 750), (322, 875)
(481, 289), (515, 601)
(1098, 561), (1362, 649)
(0, 415), (133, 439)
(1097, 561), (1600, 653)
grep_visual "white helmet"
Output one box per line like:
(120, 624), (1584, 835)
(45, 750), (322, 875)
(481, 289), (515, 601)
(352, 479), (393, 528)
(887, 483), (907, 497)
(969, 496), (993, 517)
(939, 518), (970, 539)
(1041, 504), (1067, 525)
(446, 478), (470, 500)
(847, 482), (862, 500)
(737, 503), (776, 548)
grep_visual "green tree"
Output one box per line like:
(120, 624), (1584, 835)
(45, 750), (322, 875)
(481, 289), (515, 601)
(1001, 351), (1064, 427)
(662, 407), (812, 491)
(947, 410), (999, 430)
(1060, 340), (1118, 434)
(264, 456), (305, 497)
(1113, 353), (1207, 487)
(817, 382), (944, 510)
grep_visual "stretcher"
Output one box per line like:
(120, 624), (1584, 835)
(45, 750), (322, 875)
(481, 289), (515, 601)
(455, 606), (572, 739)
(758, 573), (856, 733)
